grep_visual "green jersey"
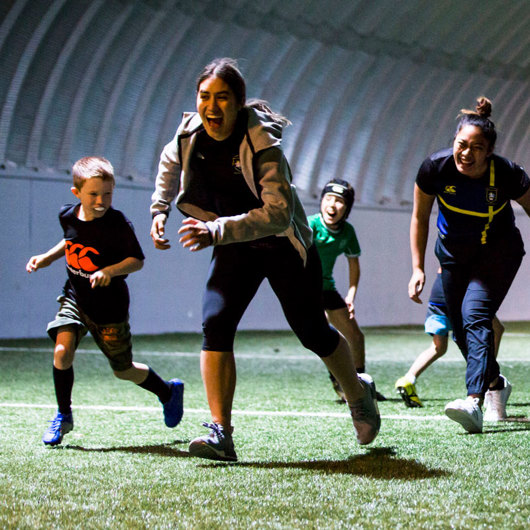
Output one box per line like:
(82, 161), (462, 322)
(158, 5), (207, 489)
(308, 213), (361, 291)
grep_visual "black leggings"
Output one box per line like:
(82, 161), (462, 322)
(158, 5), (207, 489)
(202, 239), (339, 356)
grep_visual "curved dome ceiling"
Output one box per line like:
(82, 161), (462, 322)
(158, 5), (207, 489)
(1, 0), (529, 207)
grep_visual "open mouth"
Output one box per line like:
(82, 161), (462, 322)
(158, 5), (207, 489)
(323, 211), (339, 225)
(458, 158), (475, 170)
(207, 117), (223, 128)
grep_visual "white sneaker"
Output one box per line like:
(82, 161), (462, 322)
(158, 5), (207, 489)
(484, 375), (512, 421)
(444, 397), (483, 433)
(350, 373), (381, 445)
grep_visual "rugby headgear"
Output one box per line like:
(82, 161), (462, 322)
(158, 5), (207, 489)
(320, 179), (355, 220)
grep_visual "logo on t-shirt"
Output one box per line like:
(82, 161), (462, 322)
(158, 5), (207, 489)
(444, 185), (456, 195)
(65, 242), (100, 272)
(486, 187), (498, 205)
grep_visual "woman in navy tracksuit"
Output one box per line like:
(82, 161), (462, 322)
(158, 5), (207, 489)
(408, 97), (530, 433)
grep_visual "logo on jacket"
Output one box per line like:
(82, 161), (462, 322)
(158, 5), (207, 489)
(486, 187), (498, 205)
(444, 185), (456, 195)
(65, 242), (100, 272)
(232, 155), (242, 174)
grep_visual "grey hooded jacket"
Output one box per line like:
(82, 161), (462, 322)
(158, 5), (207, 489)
(150, 107), (312, 262)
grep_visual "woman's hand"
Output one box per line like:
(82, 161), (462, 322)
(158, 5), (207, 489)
(150, 214), (171, 250)
(408, 268), (425, 304)
(178, 218), (212, 251)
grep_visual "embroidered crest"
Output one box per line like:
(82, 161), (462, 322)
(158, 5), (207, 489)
(486, 187), (498, 204)
(232, 155), (242, 174)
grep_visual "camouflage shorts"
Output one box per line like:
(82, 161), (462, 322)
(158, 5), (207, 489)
(47, 295), (133, 371)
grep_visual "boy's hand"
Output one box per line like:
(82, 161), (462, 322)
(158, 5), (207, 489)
(90, 270), (112, 288)
(345, 289), (356, 319)
(151, 214), (171, 250)
(26, 255), (50, 273)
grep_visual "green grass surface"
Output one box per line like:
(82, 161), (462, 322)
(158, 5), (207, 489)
(1, 325), (528, 529)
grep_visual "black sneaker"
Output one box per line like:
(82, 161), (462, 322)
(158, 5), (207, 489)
(188, 422), (237, 462)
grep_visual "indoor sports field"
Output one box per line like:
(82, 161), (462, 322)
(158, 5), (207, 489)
(1, 324), (528, 529)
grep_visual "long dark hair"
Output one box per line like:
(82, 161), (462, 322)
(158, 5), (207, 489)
(196, 57), (246, 106)
(196, 58), (291, 126)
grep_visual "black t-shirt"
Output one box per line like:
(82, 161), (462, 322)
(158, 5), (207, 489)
(416, 148), (529, 244)
(59, 204), (145, 324)
(189, 110), (263, 217)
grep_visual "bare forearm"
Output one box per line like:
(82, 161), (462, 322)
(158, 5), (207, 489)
(26, 240), (66, 272)
(102, 257), (143, 278)
(410, 216), (428, 272)
(410, 185), (434, 272)
(408, 185), (434, 303)
(45, 240), (66, 261)
(348, 258), (360, 296)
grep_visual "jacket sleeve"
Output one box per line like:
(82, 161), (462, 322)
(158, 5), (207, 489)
(205, 147), (294, 244)
(150, 132), (181, 218)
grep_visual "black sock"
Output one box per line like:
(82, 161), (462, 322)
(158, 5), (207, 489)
(138, 368), (171, 403)
(356, 366), (366, 374)
(53, 366), (74, 415)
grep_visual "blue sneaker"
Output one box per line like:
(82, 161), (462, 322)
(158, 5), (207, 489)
(42, 411), (74, 446)
(162, 378), (184, 428)
(189, 422), (237, 462)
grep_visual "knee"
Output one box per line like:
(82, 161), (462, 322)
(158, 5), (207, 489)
(53, 343), (74, 368)
(492, 318), (505, 338)
(202, 318), (237, 353)
(300, 327), (340, 358)
(462, 311), (491, 332)
(350, 322), (364, 341)
(354, 328), (365, 344)
(433, 344), (448, 357)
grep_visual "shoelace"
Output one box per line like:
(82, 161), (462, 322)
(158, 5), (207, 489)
(201, 421), (224, 439)
(47, 417), (63, 432)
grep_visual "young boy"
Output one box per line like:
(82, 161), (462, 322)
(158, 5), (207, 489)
(26, 156), (184, 446)
(308, 179), (384, 402)
(395, 270), (508, 419)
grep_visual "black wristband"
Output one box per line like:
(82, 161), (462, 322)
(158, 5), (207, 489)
(152, 211), (168, 220)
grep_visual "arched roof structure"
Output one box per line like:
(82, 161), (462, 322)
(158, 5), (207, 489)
(1, 0), (529, 207)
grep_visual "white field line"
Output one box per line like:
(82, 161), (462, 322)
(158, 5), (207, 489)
(0, 402), (447, 421)
(376, 330), (530, 337)
(1, 346), (527, 363)
(0, 347), (295, 360)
